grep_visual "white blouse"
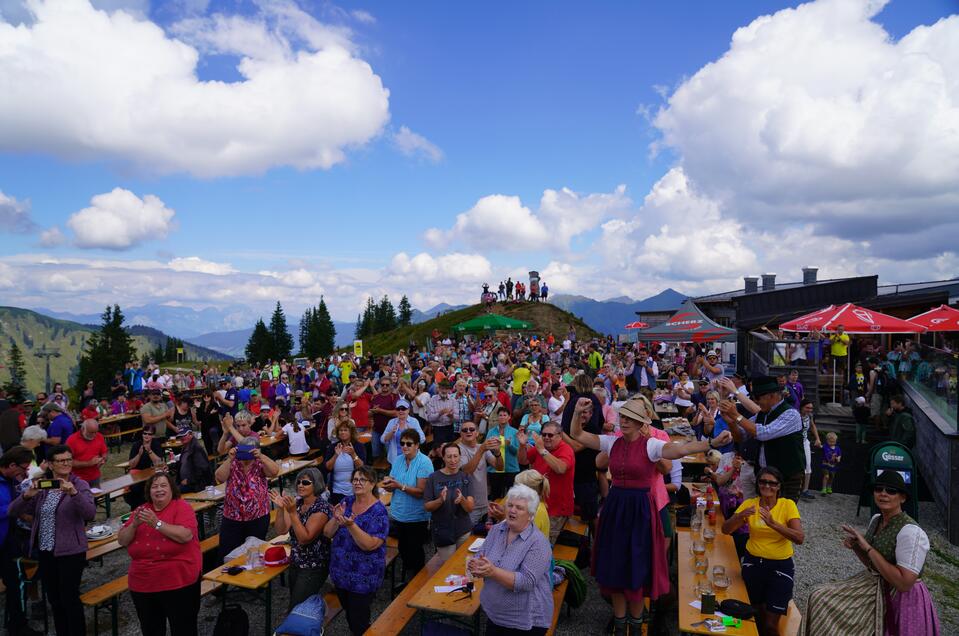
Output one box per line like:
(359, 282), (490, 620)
(869, 514), (930, 575)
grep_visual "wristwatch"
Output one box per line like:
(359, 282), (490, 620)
(400, 483), (406, 492)
(155, 520), (163, 531)
(735, 415), (744, 424)
(542, 449), (550, 456)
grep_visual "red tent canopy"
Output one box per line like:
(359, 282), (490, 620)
(908, 304), (959, 332)
(624, 321), (649, 330)
(779, 303), (927, 334)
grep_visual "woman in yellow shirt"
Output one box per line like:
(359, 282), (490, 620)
(722, 466), (805, 636)
(487, 469), (551, 539)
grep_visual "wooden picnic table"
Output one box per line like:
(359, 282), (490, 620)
(183, 482), (226, 502)
(202, 539), (291, 636)
(655, 402), (679, 415)
(676, 529), (757, 635)
(407, 535), (484, 633)
(95, 468), (156, 516)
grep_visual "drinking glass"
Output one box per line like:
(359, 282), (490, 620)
(694, 555), (709, 575)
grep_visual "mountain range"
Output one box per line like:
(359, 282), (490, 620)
(0, 306), (231, 395)
(549, 288), (688, 334)
(27, 291), (685, 359)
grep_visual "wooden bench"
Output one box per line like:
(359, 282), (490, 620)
(545, 542), (576, 636)
(82, 568), (224, 636)
(563, 516), (589, 537)
(323, 591), (343, 629)
(104, 427), (142, 452)
(373, 456), (391, 473)
(781, 600), (802, 636)
(364, 553), (444, 635)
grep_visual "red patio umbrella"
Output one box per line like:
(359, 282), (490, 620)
(624, 321), (649, 329)
(908, 304), (959, 332)
(779, 303), (927, 334)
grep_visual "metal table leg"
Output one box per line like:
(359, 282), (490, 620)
(264, 582), (272, 636)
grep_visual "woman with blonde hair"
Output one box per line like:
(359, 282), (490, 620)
(487, 469), (551, 539)
(326, 399), (355, 442)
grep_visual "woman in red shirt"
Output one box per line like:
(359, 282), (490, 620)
(118, 472), (202, 636)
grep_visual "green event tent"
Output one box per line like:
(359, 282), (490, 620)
(452, 313), (533, 333)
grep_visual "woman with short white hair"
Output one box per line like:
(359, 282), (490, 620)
(470, 483), (553, 635)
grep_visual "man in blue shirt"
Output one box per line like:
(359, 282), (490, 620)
(0, 446), (40, 636)
(40, 403), (74, 462)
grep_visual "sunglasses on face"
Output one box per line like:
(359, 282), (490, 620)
(297, 480), (313, 487)
(757, 479), (780, 487)
(460, 428), (476, 433)
(400, 441), (417, 447)
(874, 486), (902, 496)
(541, 433), (557, 438)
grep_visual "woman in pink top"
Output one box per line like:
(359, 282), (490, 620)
(118, 472), (202, 636)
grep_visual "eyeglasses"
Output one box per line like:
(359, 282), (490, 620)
(399, 441), (417, 447)
(757, 479), (780, 487)
(873, 486), (902, 496)
(460, 428), (477, 433)
(351, 478), (371, 484)
(541, 433), (557, 438)
(380, 384), (391, 388)
(297, 480), (313, 487)
(52, 458), (73, 464)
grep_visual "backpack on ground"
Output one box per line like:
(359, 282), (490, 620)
(213, 603), (249, 636)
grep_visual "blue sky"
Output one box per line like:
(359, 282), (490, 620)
(1, 0), (957, 323)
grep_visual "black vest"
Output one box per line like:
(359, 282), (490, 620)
(757, 401), (805, 477)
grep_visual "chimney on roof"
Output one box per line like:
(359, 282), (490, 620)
(744, 276), (759, 294)
(761, 273), (776, 291)
(802, 267), (818, 285)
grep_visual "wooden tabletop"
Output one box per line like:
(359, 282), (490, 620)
(407, 535), (484, 617)
(655, 403), (679, 414)
(95, 467), (156, 497)
(183, 482), (226, 502)
(202, 540), (291, 590)
(274, 458), (315, 480)
(258, 432), (287, 448)
(676, 528), (757, 635)
(99, 413), (140, 424)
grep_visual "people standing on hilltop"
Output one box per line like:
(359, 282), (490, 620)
(505, 278), (514, 300)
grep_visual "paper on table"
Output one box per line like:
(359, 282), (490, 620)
(433, 585), (461, 593)
(689, 600), (728, 618)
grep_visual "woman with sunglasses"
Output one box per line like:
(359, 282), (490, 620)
(323, 466), (389, 635)
(722, 466), (804, 636)
(424, 443), (475, 560)
(270, 467), (332, 610)
(325, 400), (354, 443)
(381, 429), (433, 589)
(324, 421), (365, 505)
(804, 470), (940, 636)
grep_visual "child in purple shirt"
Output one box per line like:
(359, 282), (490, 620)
(821, 432), (841, 495)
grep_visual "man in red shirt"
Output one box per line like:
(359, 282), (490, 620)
(348, 376), (373, 430)
(369, 378), (398, 460)
(66, 418), (108, 487)
(517, 421), (575, 542)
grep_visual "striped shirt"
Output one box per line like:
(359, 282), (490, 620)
(478, 520), (553, 630)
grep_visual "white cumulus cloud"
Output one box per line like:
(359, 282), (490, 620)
(389, 252), (492, 283)
(392, 126), (444, 163)
(0, 0), (390, 177)
(167, 256), (235, 275)
(426, 185), (630, 251)
(652, 0), (959, 254)
(38, 226), (65, 247)
(67, 188), (176, 250)
(0, 190), (37, 233)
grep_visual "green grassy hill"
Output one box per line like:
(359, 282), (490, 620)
(356, 301), (602, 356)
(0, 306), (232, 395)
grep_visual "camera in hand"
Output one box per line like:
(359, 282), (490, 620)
(235, 444), (255, 461)
(37, 479), (62, 490)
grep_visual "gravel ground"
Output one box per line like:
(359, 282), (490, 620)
(20, 452), (958, 635)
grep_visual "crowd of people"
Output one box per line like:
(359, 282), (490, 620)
(0, 326), (944, 635)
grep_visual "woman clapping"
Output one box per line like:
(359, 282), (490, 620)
(118, 473), (202, 636)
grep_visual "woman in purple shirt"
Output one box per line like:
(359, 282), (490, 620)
(470, 483), (553, 635)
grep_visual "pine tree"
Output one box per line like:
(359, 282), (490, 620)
(75, 305), (138, 397)
(354, 313), (363, 340)
(359, 297), (377, 339)
(374, 295), (397, 334)
(268, 302), (294, 360)
(316, 297), (336, 356)
(298, 307), (313, 356)
(2, 341), (27, 402)
(398, 295), (413, 327)
(245, 318), (272, 363)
